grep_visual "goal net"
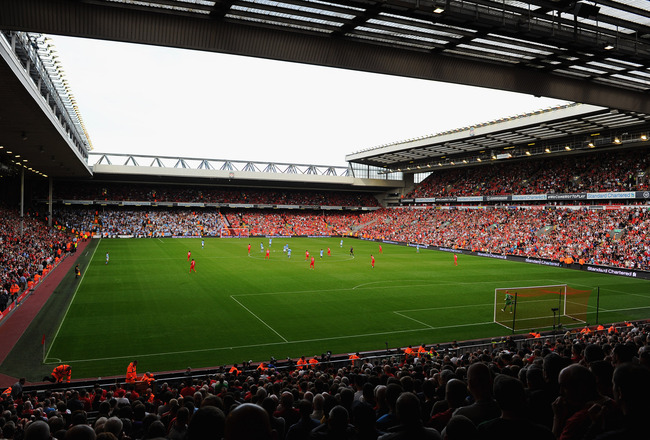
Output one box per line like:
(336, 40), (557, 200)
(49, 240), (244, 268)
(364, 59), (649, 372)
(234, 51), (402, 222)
(494, 284), (592, 332)
(219, 227), (250, 238)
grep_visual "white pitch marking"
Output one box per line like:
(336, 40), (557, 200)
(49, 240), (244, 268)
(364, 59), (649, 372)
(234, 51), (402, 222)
(230, 295), (288, 342)
(48, 319), (497, 364)
(44, 240), (100, 361)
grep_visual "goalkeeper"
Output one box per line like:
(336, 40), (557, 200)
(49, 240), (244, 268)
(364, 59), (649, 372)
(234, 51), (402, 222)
(501, 291), (514, 313)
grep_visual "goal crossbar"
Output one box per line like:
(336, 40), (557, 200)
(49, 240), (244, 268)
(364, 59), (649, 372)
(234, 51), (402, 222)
(494, 284), (591, 333)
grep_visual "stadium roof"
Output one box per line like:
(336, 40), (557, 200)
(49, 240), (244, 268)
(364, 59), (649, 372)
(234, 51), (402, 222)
(2, 0), (650, 178)
(3, 0), (650, 112)
(346, 102), (650, 170)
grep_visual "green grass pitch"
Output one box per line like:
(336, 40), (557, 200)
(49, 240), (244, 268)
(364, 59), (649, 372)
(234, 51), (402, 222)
(44, 237), (650, 379)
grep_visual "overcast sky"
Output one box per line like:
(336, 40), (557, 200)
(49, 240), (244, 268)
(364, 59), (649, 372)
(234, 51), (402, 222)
(51, 35), (571, 167)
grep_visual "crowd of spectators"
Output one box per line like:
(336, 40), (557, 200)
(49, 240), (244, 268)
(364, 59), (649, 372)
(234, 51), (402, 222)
(36, 183), (380, 208)
(51, 208), (365, 238)
(351, 206), (650, 270)
(410, 148), (650, 198)
(225, 211), (358, 237)
(50, 203), (650, 270)
(0, 206), (74, 312)
(2, 322), (649, 440)
(52, 209), (225, 238)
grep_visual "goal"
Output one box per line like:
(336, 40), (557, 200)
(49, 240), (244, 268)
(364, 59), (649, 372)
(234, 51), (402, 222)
(494, 284), (592, 333)
(219, 227), (250, 238)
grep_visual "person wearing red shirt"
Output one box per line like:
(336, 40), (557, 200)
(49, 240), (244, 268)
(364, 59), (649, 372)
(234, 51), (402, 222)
(265, 249), (270, 260)
(180, 382), (196, 397)
(305, 250), (309, 261)
(310, 256), (315, 269)
(187, 250), (191, 261)
(190, 259), (196, 273)
(327, 247), (331, 256)
(371, 254), (375, 268)
(247, 244), (251, 255)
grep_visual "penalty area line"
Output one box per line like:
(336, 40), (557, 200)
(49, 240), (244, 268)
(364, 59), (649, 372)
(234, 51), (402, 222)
(47, 321), (498, 364)
(394, 311), (434, 329)
(352, 278), (560, 291)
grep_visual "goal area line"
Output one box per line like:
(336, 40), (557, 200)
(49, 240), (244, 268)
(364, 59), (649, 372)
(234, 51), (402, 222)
(494, 284), (592, 333)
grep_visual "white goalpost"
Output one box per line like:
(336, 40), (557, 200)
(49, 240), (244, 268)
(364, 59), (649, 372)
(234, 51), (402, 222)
(493, 284), (590, 332)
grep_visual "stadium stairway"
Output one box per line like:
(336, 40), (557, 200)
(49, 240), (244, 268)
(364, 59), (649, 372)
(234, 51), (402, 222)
(350, 217), (381, 233)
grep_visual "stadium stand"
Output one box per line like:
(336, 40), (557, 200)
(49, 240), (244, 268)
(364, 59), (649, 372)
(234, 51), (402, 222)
(0, 321), (648, 439)
(409, 148), (650, 198)
(2, 144), (650, 440)
(3, 3), (650, 438)
(350, 206), (650, 270)
(48, 203), (650, 270)
(0, 206), (75, 320)
(36, 182), (381, 207)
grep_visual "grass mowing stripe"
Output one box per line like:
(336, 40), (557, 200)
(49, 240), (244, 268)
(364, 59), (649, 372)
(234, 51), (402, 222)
(45, 237), (650, 378)
(43, 239), (101, 363)
(230, 295), (288, 342)
(238, 278), (559, 297)
(50, 317), (498, 364)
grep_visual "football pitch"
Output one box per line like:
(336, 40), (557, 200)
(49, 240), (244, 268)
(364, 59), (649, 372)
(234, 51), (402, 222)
(43, 237), (650, 379)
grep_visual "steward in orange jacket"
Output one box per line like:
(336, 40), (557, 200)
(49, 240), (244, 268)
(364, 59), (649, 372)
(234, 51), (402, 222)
(44, 365), (71, 383)
(126, 361), (138, 383)
(140, 372), (155, 387)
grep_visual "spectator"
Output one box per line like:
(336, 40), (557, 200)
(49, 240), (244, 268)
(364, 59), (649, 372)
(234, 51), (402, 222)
(452, 362), (500, 426)
(478, 374), (553, 440)
(443, 415), (478, 440)
(261, 397), (286, 440)
(167, 406), (189, 440)
(64, 424), (97, 440)
(286, 399), (320, 440)
(428, 378), (468, 432)
(274, 391), (300, 429)
(225, 403), (277, 440)
(376, 383), (402, 432)
(309, 405), (355, 440)
(187, 405), (225, 440)
(552, 364), (616, 440)
(378, 392), (441, 440)
(594, 363), (650, 439)
(351, 400), (382, 440)
(24, 420), (51, 440)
